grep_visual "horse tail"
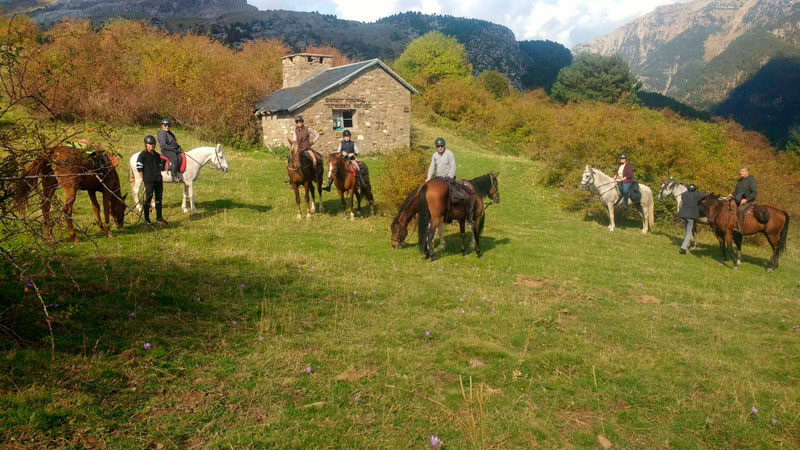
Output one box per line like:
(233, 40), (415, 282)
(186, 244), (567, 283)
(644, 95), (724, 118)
(648, 199), (656, 228)
(477, 206), (486, 236)
(778, 211), (790, 254)
(417, 184), (430, 254)
(13, 156), (49, 214)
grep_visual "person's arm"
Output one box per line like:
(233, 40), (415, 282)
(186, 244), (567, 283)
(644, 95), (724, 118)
(289, 129), (297, 143)
(353, 143), (360, 155)
(445, 151), (456, 178)
(426, 154), (436, 181)
(310, 128), (320, 144)
(623, 163), (635, 182)
(748, 178), (757, 202)
(335, 142), (342, 153)
(157, 131), (167, 151)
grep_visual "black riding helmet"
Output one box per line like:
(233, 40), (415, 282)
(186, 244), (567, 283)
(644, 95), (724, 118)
(618, 153), (628, 160)
(144, 135), (156, 145)
(295, 116), (304, 124)
(688, 184), (698, 192)
(435, 137), (445, 148)
(342, 130), (351, 137)
(161, 118), (171, 127)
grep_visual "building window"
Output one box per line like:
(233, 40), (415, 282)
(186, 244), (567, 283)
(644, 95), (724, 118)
(332, 110), (355, 130)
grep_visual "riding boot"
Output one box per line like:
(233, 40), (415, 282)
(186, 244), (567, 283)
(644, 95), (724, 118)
(322, 176), (333, 191)
(144, 207), (152, 225)
(735, 209), (745, 233)
(155, 202), (167, 225)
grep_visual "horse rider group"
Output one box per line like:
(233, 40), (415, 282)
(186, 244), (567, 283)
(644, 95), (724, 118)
(612, 153), (760, 254)
(134, 118), (187, 225)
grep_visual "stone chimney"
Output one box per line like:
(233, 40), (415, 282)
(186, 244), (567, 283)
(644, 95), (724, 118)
(281, 54), (335, 88)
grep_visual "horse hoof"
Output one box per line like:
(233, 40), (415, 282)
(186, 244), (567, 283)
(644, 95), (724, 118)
(733, 265), (739, 271)
(350, 215), (355, 222)
(766, 267), (774, 273)
(296, 214), (302, 220)
(477, 253), (483, 259)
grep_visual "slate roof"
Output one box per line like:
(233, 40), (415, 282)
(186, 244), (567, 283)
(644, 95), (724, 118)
(254, 59), (418, 115)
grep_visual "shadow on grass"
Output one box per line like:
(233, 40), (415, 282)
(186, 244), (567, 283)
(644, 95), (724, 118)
(200, 199), (273, 214)
(651, 230), (772, 269)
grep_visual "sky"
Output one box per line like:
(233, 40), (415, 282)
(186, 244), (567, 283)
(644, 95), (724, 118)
(246, 0), (689, 48)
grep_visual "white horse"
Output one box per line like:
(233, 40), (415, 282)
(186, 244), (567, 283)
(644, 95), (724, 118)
(580, 165), (655, 233)
(659, 178), (708, 249)
(129, 144), (229, 213)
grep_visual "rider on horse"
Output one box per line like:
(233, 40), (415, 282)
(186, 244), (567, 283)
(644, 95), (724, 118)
(157, 119), (182, 183)
(323, 129), (362, 191)
(732, 166), (757, 233)
(136, 135), (167, 225)
(613, 153), (635, 207)
(426, 137), (456, 182)
(677, 184), (705, 254)
(290, 116), (319, 169)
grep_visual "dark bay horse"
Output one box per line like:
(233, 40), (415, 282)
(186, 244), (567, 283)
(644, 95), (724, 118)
(286, 138), (323, 219)
(417, 174), (500, 260)
(14, 142), (127, 242)
(704, 193), (790, 272)
(391, 184), (422, 248)
(327, 152), (374, 220)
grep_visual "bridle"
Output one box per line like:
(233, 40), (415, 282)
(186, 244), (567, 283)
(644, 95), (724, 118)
(185, 146), (227, 172)
(582, 169), (617, 197)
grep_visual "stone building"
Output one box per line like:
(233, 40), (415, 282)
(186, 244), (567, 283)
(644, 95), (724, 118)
(254, 53), (418, 153)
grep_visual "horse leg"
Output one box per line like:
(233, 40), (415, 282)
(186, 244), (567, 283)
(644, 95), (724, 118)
(638, 204), (647, 234)
(304, 181), (312, 219)
(355, 189), (363, 216)
(429, 216), (441, 261)
(182, 183), (189, 213)
(692, 221), (698, 250)
(726, 232), (739, 269)
(87, 191), (106, 236)
(460, 219), (467, 256)
(438, 223), (445, 252)
(133, 177), (143, 212)
(338, 189), (347, 219)
(41, 179), (57, 242)
(717, 235), (727, 262)
(61, 187), (78, 242)
(188, 182), (197, 213)
(309, 178), (316, 213)
(348, 188), (355, 221)
(316, 170), (323, 213)
(765, 230), (780, 272)
(607, 203), (615, 232)
(473, 215), (483, 258)
(292, 183), (302, 219)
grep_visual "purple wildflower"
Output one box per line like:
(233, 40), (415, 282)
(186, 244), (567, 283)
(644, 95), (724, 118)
(259, 336), (265, 342)
(143, 342), (151, 350)
(354, 396), (360, 403)
(556, 291), (562, 296)
(240, 284), (245, 288)
(673, 324), (677, 329)
(150, 292), (155, 297)
(771, 418), (778, 426)
(137, 305), (142, 310)
(425, 330), (431, 338)
(232, 321), (238, 326)
(460, 308), (465, 314)
(129, 312), (135, 318)
(353, 291), (358, 296)
(305, 366), (313, 375)
(26, 282), (33, 288)
(750, 406), (758, 415)
(430, 436), (441, 448)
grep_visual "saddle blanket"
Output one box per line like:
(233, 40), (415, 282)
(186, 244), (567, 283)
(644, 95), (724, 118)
(161, 152), (187, 173)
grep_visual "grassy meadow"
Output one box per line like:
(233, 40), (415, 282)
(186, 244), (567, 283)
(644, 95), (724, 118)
(1, 122), (799, 448)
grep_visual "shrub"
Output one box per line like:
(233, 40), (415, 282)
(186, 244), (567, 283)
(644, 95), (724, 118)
(476, 71), (512, 99)
(375, 147), (429, 213)
(392, 31), (472, 92)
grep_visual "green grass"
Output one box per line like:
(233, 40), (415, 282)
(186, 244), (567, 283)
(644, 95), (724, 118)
(1, 122), (799, 448)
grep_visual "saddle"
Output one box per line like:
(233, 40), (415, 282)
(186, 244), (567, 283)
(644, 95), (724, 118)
(348, 161), (369, 179)
(161, 152), (186, 174)
(728, 201), (770, 224)
(444, 178), (476, 224)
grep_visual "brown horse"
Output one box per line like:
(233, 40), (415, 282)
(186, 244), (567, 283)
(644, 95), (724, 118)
(14, 143), (127, 242)
(704, 193), (790, 272)
(391, 184), (422, 248)
(286, 138), (323, 219)
(327, 152), (374, 220)
(417, 174), (500, 260)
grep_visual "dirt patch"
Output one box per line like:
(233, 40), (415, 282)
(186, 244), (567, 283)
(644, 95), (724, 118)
(115, 349), (136, 361)
(469, 358), (486, 368)
(335, 367), (375, 383)
(174, 391), (205, 412)
(515, 275), (552, 289)
(636, 295), (661, 304)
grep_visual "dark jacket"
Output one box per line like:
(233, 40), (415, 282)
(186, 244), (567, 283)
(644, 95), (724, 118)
(678, 191), (706, 220)
(157, 129), (182, 154)
(619, 162), (635, 184)
(136, 149), (163, 184)
(733, 175), (757, 203)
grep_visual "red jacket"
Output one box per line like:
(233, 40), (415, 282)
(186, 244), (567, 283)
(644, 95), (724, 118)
(619, 162), (635, 184)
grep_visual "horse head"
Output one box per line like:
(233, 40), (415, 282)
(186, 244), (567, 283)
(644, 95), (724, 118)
(580, 165), (594, 191)
(488, 172), (500, 204)
(113, 193), (127, 228)
(390, 218), (406, 249)
(658, 178), (673, 201)
(213, 144), (229, 173)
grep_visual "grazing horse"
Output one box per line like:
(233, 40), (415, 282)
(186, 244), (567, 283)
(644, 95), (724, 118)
(580, 165), (655, 234)
(391, 184), (423, 248)
(417, 174), (500, 261)
(286, 138), (323, 219)
(659, 177), (708, 250)
(130, 144), (228, 214)
(327, 152), (375, 220)
(704, 193), (790, 272)
(14, 143), (127, 242)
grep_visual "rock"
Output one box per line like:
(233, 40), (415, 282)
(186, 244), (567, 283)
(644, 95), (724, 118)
(596, 434), (612, 449)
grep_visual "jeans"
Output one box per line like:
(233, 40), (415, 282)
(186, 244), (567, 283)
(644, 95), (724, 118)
(144, 181), (163, 221)
(681, 218), (694, 251)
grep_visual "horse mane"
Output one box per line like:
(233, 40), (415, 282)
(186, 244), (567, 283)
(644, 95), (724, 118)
(394, 185), (420, 222)
(469, 174), (493, 197)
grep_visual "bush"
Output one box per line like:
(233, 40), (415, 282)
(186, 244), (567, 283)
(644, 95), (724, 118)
(476, 71), (512, 99)
(375, 147), (429, 213)
(392, 31), (473, 92)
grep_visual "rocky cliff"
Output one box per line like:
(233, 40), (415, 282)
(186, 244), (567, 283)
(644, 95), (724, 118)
(28, 0), (257, 24)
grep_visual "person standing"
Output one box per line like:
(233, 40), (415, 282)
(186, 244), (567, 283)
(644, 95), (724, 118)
(731, 166), (757, 233)
(613, 153), (635, 207)
(157, 119), (182, 183)
(677, 184), (705, 254)
(136, 135), (167, 225)
(426, 137), (456, 182)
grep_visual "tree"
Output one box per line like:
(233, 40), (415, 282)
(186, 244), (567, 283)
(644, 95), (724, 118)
(786, 126), (800, 154)
(476, 71), (512, 99)
(519, 40), (572, 92)
(551, 54), (641, 104)
(392, 31), (472, 91)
